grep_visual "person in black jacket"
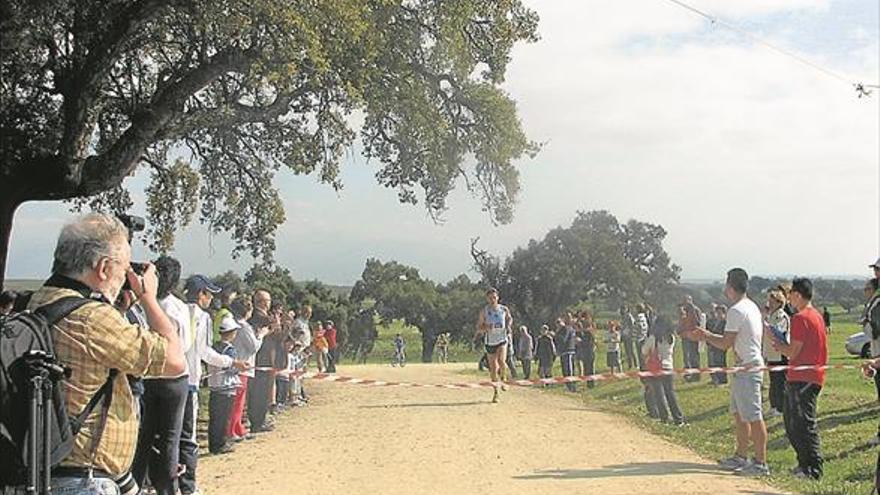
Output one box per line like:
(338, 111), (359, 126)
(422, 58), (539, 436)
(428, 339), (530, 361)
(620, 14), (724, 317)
(535, 325), (557, 386)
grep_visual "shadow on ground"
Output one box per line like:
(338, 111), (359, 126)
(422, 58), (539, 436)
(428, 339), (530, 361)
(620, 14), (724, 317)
(358, 400), (487, 409)
(513, 461), (729, 480)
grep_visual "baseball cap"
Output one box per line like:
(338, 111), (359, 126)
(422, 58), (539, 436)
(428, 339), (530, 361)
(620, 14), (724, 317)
(218, 314), (241, 333)
(870, 257), (880, 269)
(184, 274), (222, 294)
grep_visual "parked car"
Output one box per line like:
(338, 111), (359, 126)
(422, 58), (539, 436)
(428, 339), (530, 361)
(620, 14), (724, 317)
(845, 331), (871, 358)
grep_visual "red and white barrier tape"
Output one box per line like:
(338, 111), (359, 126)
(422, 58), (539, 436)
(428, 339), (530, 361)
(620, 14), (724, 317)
(200, 362), (865, 389)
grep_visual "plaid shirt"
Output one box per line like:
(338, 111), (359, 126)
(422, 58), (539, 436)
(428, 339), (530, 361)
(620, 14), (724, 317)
(27, 277), (169, 477)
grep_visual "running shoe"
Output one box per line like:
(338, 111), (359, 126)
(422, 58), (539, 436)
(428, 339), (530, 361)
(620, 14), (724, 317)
(718, 455), (749, 470)
(735, 459), (769, 477)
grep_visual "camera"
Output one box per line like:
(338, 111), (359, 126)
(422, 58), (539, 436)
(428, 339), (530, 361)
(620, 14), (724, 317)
(116, 213), (145, 243)
(122, 261), (149, 292)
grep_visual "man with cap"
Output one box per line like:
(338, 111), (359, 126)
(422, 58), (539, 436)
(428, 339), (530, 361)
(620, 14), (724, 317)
(180, 275), (247, 495)
(207, 315), (242, 455)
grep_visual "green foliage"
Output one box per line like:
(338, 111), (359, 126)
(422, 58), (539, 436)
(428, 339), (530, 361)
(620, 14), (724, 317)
(1, 0), (540, 270)
(472, 210), (681, 329)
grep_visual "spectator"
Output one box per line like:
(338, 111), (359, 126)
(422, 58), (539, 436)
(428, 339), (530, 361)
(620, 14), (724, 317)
(707, 304), (728, 385)
(534, 325), (557, 384)
(25, 213), (185, 493)
(229, 297), (264, 441)
(504, 327), (520, 379)
(290, 341), (308, 406)
(574, 311), (596, 389)
(619, 306), (637, 370)
(212, 288), (238, 344)
(635, 303), (658, 419)
(771, 277), (827, 480)
(294, 305), (313, 401)
(435, 332), (450, 364)
(680, 295), (702, 382)
(275, 337), (296, 407)
(313, 321), (329, 373)
(694, 268), (769, 477)
(0, 290), (16, 315)
(393, 333), (406, 367)
(642, 314), (685, 426)
(325, 320), (338, 372)
(516, 326), (534, 379)
(131, 256), (192, 495)
(559, 313), (578, 392)
(181, 275), (244, 495)
(207, 316), (242, 455)
(763, 290), (789, 419)
(861, 277), (880, 446)
(248, 289), (277, 433)
(605, 321), (622, 374)
(822, 306), (832, 334)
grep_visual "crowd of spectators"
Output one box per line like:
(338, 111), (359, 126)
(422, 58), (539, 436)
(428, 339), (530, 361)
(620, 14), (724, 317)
(0, 214), (336, 495)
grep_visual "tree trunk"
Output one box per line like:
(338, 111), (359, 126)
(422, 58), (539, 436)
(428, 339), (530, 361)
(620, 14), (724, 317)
(0, 196), (21, 291)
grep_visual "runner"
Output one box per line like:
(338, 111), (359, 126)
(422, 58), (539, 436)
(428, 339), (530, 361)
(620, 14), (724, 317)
(476, 288), (514, 403)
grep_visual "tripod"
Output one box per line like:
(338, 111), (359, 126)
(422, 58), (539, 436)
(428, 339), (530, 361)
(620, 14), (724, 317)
(23, 351), (67, 495)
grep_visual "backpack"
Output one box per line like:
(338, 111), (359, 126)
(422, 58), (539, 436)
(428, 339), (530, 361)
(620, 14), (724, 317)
(0, 295), (117, 487)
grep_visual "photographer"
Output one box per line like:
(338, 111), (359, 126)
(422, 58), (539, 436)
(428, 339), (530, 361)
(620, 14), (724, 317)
(26, 213), (185, 494)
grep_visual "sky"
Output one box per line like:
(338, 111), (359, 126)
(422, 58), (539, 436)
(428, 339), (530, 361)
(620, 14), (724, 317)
(7, 0), (880, 285)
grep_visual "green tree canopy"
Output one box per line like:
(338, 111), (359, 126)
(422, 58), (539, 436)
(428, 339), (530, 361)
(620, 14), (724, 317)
(0, 0), (539, 286)
(471, 210), (681, 328)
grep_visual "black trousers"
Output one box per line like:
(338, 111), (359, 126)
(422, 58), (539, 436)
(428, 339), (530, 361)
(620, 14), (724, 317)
(208, 391), (235, 454)
(578, 351), (595, 389)
(538, 358), (554, 379)
(784, 381), (823, 479)
(520, 358), (532, 380)
(767, 360), (787, 412)
(131, 376), (188, 495)
(179, 387), (199, 495)
(560, 353), (577, 392)
(707, 347), (728, 384)
(682, 339), (701, 381)
(248, 370), (273, 430)
(327, 348), (337, 372)
(649, 375), (684, 423)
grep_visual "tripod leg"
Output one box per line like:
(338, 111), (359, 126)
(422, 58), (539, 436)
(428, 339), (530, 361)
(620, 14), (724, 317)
(43, 380), (52, 494)
(27, 376), (42, 494)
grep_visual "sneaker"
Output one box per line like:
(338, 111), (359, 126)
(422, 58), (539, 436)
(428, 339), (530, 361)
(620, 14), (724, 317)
(491, 387), (500, 403)
(675, 420), (688, 427)
(766, 408), (783, 418)
(735, 460), (769, 477)
(230, 435), (244, 443)
(718, 455), (749, 470)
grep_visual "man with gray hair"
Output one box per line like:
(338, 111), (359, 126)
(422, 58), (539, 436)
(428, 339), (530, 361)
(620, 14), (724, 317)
(25, 213), (186, 494)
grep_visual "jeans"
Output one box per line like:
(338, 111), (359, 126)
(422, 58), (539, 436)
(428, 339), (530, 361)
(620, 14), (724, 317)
(682, 339), (701, 382)
(208, 391), (235, 454)
(560, 353), (577, 392)
(248, 370), (273, 430)
(131, 376), (188, 495)
(179, 387), (199, 494)
(784, 381), (823, 479)
(649, 375), (684, 423)
(707, 347), (728, 384)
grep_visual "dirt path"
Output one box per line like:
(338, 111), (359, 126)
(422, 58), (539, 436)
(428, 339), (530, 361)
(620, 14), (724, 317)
(200, 363), (786, 495)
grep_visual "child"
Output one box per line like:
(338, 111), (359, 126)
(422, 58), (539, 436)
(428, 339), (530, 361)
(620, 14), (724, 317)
(605, 321), (622, 374)
(535, 325), (557, 384)
(313, 322), (329, 373)
(289, 342), (307, 406)
(436, 332), (450, 364)
(275, 337), (296, 408)
(393, 333), (406, 367)
(207, 315), (242, 454)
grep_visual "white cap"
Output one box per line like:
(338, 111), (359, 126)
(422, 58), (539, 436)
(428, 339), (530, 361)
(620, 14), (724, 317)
(870, 257), (880, 269)
(218, 314), (241, 333)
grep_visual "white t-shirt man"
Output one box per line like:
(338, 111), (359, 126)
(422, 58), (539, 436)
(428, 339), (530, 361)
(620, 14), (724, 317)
(158, 294), (193, 378)
(724, 297), (764, 367)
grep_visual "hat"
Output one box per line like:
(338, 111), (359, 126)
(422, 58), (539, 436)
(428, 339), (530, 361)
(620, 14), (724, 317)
(218, 314), (240, 333)
(870, 257), (880, 269)
(184, 275), (222, 294)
